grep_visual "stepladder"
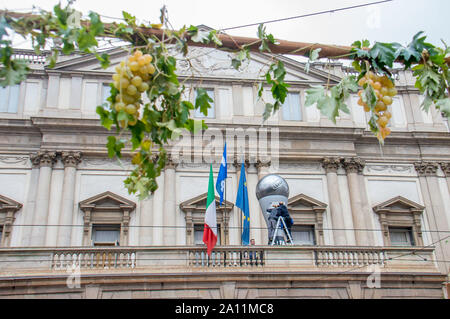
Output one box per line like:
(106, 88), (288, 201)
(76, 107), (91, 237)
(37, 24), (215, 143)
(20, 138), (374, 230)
(270, 216), (294, 245)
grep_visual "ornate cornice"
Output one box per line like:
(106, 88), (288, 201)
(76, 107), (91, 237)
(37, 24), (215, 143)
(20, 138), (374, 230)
(322, 157), (341, 173)
(341, 157), (365, 174)
(414, 162), (439, 177)
(439, 162), (450, 177)
(61, 151), (82, 168)
(29, 151), (57, 168)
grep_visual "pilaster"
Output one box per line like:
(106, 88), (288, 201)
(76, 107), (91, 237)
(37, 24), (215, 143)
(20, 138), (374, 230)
(322, 157), (346, 245)
(342, 157), (369, 246)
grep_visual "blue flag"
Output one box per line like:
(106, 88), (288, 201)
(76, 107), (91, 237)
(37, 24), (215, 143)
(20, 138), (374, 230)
(236, 162), (250, 245)
(216, 143), (227, 205)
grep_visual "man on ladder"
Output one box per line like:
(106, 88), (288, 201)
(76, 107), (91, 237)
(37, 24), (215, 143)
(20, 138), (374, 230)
(268, 202), (294, 245)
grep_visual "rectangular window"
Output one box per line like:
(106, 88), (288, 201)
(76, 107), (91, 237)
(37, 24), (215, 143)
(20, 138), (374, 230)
(282, 92), (302, 121)
(194, 88), (215, 119)
(92, 224), (120, 246)
(0, 84), (20, 113)
(291, 225), (315, 245)
(194, 224), (221, 246)
(102, 83), (111, 105)
(389, 227), (414, 246)
(0, 226), (3, 244)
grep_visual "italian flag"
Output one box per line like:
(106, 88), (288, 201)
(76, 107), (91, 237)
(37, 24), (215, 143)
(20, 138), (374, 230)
(203, 164), (217, 256)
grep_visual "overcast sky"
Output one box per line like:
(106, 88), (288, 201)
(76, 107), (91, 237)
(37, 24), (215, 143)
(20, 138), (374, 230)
(3, 0), (449, 51)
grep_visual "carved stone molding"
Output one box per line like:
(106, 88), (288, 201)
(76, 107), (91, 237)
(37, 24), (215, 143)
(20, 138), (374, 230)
(255, 159), (271, 171)
(0, 156), (29, 165)
(439, 162), (450, 177)
(322, 157), (341, 173)
(165, 154), (178, 170)
(61, 151), (82, 168)
(79, 191), (136, 246)
(341, 157), (365, 174)
(30, 151), (57, 168)
(233, 157), (250, 169)
(414, 162), (439, 177)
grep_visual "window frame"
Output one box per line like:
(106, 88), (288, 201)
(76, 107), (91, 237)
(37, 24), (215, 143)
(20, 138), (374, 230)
(281, 91), (303, 122)
(91, 224), (121, 246)
(388, 226), (414, 247)
(290, 225), (316, 246)
(0, 84), (21, 114)
(194, 223), (222, 246)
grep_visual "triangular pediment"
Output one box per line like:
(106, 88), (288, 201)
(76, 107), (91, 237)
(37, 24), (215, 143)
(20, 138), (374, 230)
(49, 43), (340, 84)
(288, 193), (327, 211)
(79, 191), (136, 210)
(373, 196), (424, 213)
(0, 194), (22, 211)
(180, 192), (234, 211)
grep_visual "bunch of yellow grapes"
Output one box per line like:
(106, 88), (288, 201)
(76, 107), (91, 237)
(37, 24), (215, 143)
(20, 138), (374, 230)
(357, 71), (398, 140)
(112, 50), (155, 126)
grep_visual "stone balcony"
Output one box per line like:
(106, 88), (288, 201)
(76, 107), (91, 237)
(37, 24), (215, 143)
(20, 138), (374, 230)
(0, 245), (440, 276)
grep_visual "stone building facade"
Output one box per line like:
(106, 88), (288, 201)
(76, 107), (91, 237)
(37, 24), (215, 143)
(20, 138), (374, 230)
(0, 46), (449, 298)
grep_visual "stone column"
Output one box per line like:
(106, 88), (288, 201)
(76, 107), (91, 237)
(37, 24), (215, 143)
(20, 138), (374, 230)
(139, 195), (153, 246)
(342, 157), (369, 246)
(57, 151), (82, 247)
(415, 162), (450, 274)
(255, 160), (271, 246)
(30, 151), (57, 247)
(163, 157), (177, 245)
(22, 157), (40, 246)
(152, 172), (165, 245)
(322, 157), (347, 246)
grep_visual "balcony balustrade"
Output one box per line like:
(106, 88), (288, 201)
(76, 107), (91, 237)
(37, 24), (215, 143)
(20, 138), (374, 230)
(0, 245), (439, 275)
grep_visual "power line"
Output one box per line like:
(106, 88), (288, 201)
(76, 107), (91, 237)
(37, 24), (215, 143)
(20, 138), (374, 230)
(221, 0), (394, 32)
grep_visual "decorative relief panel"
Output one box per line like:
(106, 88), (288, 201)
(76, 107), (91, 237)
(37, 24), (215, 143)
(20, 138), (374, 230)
(365, 164), (415, 176)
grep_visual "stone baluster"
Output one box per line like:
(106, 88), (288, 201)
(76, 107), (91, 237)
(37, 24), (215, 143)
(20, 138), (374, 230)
(30, 151), (57, 247)
(342, 157), (370, 247)
(57, 151), (82, 247)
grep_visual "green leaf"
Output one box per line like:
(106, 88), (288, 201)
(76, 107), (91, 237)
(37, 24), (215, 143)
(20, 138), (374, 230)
(305, 85), (326, 107)
(96, 105), (114, 130)
(0, 59), (29, 87)
(436, 98), (450, 121)
(362, 84), (377, 110)
(122, 11), (136, 25)
(106, 136), (124, 159)
(263, 103), (274, 121)
(369, 42), (396, 68)
(195, 88), (213, 116)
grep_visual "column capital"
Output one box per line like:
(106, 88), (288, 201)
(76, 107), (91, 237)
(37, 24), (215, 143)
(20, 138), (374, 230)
(61, 151), (82, 168)
(414, 162), (439, 177)
(254, 159), (271, 171)
(341, 157), (365, 174)
(322, 157), (341, 173)
(30, 151), (57, 168)
(165, 154), (178, 170)
(233, 157), (250, 169)
(439, 162), (450, 177)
